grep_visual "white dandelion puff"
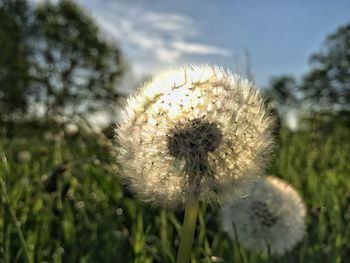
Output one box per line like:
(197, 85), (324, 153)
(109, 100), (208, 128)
(114, 65), (274, 208)
(221, 176), (306, 255)
(17, 151), (31, 163)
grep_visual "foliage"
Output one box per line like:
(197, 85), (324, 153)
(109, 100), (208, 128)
(0, 0), (124, 119)
(0, 0), (30, 116)
(0, 115), (349, 262)
(267, 22), (350, 113)
(301, 23), (350, 110)
(265, 75), (299, 107)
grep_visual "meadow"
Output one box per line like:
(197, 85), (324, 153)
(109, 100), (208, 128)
(0, 112), (349, 263)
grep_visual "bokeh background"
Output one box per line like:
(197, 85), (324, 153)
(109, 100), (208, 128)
(1, 0), (349, 262)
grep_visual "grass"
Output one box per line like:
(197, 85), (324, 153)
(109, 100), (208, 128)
(0, 114), (349, 263)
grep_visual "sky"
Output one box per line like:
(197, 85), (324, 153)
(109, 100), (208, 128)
(74, 0), (350, 89)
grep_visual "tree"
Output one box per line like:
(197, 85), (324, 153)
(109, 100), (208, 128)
(301, 23), (350, 111)
(266, 75), (298, 107)
(0, 0), (31, 117)
(264, 75), (300, 131)
(267, 22), (350, 117)
(30, 0), (124, 116)
(0, 0), (124, 119)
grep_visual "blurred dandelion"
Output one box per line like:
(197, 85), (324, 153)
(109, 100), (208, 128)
(64, 123), (79, 136)
(114, 65), (274, 263)
(221, 176), (306, 255)
(114, 65), (274, 208)
(17, 151), (31, 163)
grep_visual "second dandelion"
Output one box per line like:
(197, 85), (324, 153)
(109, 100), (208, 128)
(221, 176), (306, 255)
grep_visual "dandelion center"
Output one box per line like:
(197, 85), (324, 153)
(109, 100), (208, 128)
(167, 118), (222, 179)
(250, 200), (278, 228)
(167, 118), (222, 159)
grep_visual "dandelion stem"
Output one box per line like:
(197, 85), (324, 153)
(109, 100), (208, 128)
(176, 199), (199, 263)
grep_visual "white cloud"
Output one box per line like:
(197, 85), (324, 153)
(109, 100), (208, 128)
(142, 12), (195, 35)
(85, 1), (231, 75)
(155, 48), (181, 63)
(172, 41), (231, 56)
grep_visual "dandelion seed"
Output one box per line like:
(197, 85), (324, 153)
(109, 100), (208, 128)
(221, 176), (306, 255)
(114, 65), (274, 208)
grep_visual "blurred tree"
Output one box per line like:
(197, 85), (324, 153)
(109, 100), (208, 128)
(0, 0), (31, 118)
(30, 0), (124, 116)
(266, 75), (299, 108)
(267, 22), (350, 119)
(264, 75), (299, 130)
(0, 0), (124, 120)
(301, 23), (350, 111)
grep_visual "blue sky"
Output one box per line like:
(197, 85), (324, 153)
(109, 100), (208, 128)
(76, 0), (350, 88)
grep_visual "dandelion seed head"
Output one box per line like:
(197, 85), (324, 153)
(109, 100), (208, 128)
(17, 151), (31, 163)
(221, 176), (306, 255)
(114, 65), (274, 208)
(167, 118), (222, 159)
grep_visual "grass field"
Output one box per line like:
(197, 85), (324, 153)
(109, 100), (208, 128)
(0, 114), (349, 263)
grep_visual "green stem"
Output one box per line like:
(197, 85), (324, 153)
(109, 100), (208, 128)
(160, 209), (168, 244)
(160, 209), (174, 261)
(176, 199), (199, 263)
